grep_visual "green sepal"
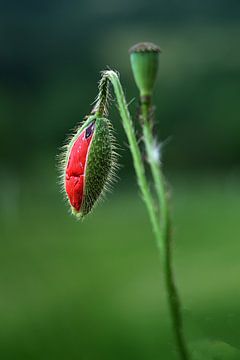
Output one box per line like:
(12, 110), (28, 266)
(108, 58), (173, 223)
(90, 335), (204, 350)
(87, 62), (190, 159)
(76, 117), (116, 218)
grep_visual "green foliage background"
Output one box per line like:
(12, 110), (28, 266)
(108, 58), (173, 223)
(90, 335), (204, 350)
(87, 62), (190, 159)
(0, 1), (240, 359)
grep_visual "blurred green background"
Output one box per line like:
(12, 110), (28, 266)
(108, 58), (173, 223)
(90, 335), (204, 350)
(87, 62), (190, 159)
(1, 1), (240, 359)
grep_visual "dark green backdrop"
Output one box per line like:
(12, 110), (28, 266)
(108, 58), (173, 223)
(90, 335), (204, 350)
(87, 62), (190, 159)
(0, 1), (240, 359)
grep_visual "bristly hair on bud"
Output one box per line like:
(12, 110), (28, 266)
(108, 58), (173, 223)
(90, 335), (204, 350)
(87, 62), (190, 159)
(59, 114), (118, 219)
(91, 71), (112, 117)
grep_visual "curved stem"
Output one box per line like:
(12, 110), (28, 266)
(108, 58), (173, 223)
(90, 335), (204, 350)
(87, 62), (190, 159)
(94, 70), (190, 360)
(94, 71), (111, 117)
(140, 98), (190, 360)
(95, 70), (163, 246)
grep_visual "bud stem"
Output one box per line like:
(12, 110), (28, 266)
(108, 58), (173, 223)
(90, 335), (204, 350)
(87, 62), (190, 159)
(93, 72), (111, 117)
(103, 71), (162, 242)
(94, 69), (190, 360)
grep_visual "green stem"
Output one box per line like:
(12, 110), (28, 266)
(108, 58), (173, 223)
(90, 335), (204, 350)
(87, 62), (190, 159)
(141, 99), (167, 228)
(140, 97), (190, 360)
(95, 70), (163, 246)
(95, 70), (190, 360)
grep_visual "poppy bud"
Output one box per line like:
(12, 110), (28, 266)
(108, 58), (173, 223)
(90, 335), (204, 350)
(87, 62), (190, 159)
(61, 115), (117, 218)
(129, 42), (161, 99)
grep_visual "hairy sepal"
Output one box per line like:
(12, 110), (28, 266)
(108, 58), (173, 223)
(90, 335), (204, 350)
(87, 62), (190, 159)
(61, 116), (118, 219)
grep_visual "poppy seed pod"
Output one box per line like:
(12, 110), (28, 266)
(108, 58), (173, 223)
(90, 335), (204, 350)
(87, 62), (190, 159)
(60, 115), (117, 218)
(129, 42), (161, 98)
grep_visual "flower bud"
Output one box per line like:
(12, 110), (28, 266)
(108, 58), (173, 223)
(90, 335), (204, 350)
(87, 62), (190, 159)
(129, 42), (161, 98)
(61, 115), (117, 218)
